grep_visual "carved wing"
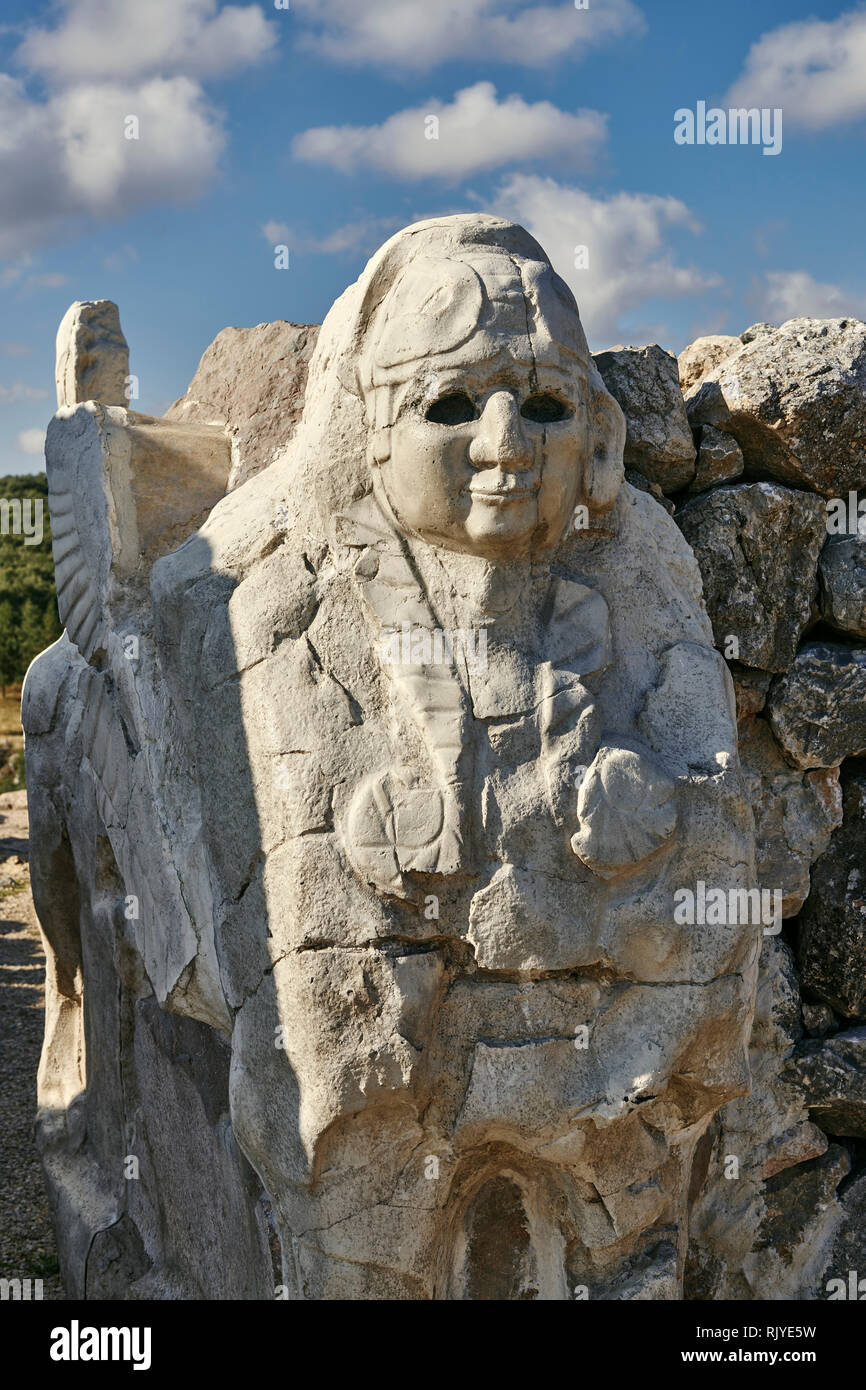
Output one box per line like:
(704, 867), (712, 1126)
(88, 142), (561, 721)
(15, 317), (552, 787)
(33, 300), (235, 1026)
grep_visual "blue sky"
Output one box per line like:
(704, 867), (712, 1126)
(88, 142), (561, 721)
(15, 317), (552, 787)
(1, 0), (864, 474)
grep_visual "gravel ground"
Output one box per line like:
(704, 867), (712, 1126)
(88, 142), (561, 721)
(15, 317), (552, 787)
(0, 790), (63, 1300)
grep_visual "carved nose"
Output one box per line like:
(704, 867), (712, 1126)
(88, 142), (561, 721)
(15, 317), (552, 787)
(469, 392), (532, 471)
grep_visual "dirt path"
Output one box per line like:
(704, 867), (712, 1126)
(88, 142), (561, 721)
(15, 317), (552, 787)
(0, 790), (62, 1299)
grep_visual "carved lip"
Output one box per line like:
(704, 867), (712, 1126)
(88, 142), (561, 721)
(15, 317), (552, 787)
(469, 486), (538, 504)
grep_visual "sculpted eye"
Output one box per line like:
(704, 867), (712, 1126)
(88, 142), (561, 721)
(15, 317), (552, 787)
(426, 392), (476, 425)
(521, 393), (573, 424)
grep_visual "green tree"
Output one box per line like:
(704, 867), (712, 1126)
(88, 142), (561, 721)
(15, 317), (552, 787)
(41, 598), (61, 650)
(0, 599), (18, 696)
(18, 597), (45, 677)
(0, 473), (59, 685)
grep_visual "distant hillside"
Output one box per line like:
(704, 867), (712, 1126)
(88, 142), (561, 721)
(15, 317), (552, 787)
(0, 473), (61, 693)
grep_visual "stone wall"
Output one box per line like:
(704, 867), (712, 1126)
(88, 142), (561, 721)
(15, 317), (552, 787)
(595, 321), (866, 1298)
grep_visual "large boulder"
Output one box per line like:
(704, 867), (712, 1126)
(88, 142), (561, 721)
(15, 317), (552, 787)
(678, 334), (741, 394)
(819, 536), (866, 638)
(738, 717), (842, 918)
(767, 644), (866, 768)
(685, 317), (866, 497)
(797, 766), (866, 1020)
(677, 483), (826, 673)
(593, 344), (695, 492)
(753, 1146), (851, 1293)
(166, 320), (320, 489)
(784, 1029), (866, 1138)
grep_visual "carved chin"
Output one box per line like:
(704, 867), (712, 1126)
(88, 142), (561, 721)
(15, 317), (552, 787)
(464, 494), (539, 545)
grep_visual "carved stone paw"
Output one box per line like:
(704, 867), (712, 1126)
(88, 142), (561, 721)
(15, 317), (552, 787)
(570, 744), (677, 880)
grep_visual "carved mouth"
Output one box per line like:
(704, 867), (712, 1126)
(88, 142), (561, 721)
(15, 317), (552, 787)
(469, 488), (537, 504)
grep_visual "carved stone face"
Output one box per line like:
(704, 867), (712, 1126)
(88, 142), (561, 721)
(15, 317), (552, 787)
(376, 350), (590, 561)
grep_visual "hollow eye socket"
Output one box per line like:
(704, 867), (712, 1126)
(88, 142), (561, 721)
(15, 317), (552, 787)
(425, 392), (476, 425)
(520, 394), (573, 424)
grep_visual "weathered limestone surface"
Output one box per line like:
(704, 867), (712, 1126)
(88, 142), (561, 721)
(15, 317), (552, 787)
(55, 300), (130, 409)
(677, 333), (741, 394)
(803, 1001), (838, 1038)
(677, 483), (826, 673)
(623, 467), (675, 515)
(767, 643), (866, 768)
(730, 665), (771, 722)
(685, 317), (866, 496)
(165, 321), (319, 490)
(820, 536), (866, 638)
(738, 716), (842, 918)
(785, 1029), (866, 1138)
(24, 244), (866, 1301)
(593, 343), (696, 491)
(740, 323), (776, 345)
(686, 938), (838, 1300)
(823, 1173), (866, 1294)
(687, 425), (744, 494)
(797, 766), (866, 1020)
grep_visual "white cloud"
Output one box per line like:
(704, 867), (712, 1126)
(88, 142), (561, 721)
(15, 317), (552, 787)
(0, 383), (49, 402)
(2, 343), (33, 357)
(491, 173), (721, 347)
(16, 427), (47, 455)
(0, 253), (69, 291)
(293, 83), (607, 179)
(261, 215), (402, 255)
(292, 0), (645, 70)
(57, 78), (225, 210)
(0, 73), (226, 258)
(725, 7), (866, 130)
(17, 0), (276, 84)
(0, 1), (274, 261)
(0, 257), (32, 288)
(262, 220), (291, 244)
(25, 273), (69, 290)
(313, 217), (403, 254)
(753, 270), (866, 322)
(103, 243), (139, 271)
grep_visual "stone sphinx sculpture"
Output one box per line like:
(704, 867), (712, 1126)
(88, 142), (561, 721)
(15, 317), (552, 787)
(26, 215), (760, 1299)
